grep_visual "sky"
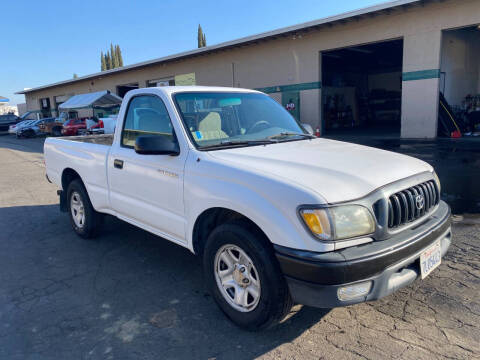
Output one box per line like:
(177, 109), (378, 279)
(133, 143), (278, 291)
(1, 0), (387, 105)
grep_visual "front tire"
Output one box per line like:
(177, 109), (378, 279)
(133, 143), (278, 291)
(203, 221), (293, 331)
(67, 179), (103, 239)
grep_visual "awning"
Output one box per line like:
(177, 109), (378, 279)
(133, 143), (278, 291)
(58, 90), (122, 110)
(0, 96), (9, 103)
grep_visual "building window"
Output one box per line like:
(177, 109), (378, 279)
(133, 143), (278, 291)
(40, 98), (50, 109)
(147, 77), (175, 87)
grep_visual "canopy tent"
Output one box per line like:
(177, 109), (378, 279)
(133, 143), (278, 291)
(58, 90), (122, 110)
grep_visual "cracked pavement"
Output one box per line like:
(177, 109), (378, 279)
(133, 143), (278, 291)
(0, 136), (479, 359)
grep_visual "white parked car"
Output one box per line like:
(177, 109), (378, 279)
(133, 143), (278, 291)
(9, 120), (34, 135)
(44, 87), (451, 330)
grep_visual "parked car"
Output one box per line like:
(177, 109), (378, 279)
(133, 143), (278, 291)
(61, 118), (87, 136)
(8, 119), (34, 134)
(38, 117), (59, 135)
(37, 117), (56, 132)
(0, 114), (20, 134)
(16, 119), (44, 138)
(40, 111), (78, 136)
(44, 86), (451, 330)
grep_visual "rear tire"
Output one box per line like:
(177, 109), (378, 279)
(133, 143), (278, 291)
(203, 221), (293, 331)
(66, 179), (103, 239)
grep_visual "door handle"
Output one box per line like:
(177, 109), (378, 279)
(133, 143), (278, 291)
(114, 159), (124, 169)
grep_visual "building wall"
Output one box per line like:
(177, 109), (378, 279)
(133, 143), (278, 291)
(17, 103), (27, 116)
(23, 0), (480, 138)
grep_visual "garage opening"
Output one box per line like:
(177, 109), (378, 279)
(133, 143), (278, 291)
(321, 39), (403, 137)
(440, 26), (480, 136)
(116, 83), (139, 98)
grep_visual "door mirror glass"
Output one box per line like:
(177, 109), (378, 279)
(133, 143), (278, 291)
(302, 123), (314, 135)
(134, 135), (180, 155)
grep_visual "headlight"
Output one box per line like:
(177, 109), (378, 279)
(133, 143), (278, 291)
(300, 205), (375, 241)
(433, 171), (441, 194)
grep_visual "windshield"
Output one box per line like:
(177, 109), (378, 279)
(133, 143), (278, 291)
(173, 92), (308, 149)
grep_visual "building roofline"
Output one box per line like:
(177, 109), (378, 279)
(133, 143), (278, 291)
(16, 0), (422, 95)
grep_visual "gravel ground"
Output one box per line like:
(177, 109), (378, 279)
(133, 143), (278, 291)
(0, 136), (479, 360)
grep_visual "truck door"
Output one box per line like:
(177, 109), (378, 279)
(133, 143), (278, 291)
(108, 94), (187, 244)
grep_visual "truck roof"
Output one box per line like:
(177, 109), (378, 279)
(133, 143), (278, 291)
(137, 86), (262, 96)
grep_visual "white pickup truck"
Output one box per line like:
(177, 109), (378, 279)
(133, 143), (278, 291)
(44, 86), (451, 330)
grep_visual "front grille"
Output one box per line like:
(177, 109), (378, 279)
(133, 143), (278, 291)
(388, 180), (439, 228)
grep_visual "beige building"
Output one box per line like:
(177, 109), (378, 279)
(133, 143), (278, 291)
(16, 0), (480, 138)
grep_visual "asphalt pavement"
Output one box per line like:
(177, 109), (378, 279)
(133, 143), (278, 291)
(0, 135), (479, 360)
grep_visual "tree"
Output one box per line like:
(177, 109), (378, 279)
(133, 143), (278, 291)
(198, 24), (207, 48)
(104, 52), (109, 70)
(106, 51), (112, 70)
(115, 45), (124, 67)
(101, 51), (106, 71)
(100, 43), (123, 71)
(111, 43), (119, 68)
(73, 73), (78, 79)
(100, 44), (124, 70)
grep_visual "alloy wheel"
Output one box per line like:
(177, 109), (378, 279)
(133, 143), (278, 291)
(214, 244), (261, 312)
(70, 191), (85, 228)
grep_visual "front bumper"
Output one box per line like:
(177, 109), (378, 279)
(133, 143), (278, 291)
(275, 201), (451, 308)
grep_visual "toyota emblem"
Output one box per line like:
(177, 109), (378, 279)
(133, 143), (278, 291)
(415, 195), (425, 210)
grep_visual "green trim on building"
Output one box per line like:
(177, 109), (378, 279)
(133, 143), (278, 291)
(255, 81), (321, 94)
(402, 69), (440, 81)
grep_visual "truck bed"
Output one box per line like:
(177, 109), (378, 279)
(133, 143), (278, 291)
(60, 134), (114, 146)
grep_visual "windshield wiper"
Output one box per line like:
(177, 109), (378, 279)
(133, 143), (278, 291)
(200, 139), (278, 150)
(267, 132), (315, 140)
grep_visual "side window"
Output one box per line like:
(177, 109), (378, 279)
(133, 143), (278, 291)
(121, 95), (174, 147)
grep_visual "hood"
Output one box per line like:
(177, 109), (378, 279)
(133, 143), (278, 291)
(209, 138), (432, 203)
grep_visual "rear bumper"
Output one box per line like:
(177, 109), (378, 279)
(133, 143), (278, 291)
(275, 201), (451, 308)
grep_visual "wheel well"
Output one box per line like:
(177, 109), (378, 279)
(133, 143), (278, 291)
(61, 168), (82, 191)
(192, 208), (268, 256)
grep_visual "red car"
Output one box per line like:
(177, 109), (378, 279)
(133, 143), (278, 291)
(61, 118), (86, 136)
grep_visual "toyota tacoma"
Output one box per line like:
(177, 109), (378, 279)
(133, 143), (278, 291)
(44, 86), (451, 330)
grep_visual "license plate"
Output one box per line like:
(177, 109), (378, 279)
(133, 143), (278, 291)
(420, 240), (442, 279)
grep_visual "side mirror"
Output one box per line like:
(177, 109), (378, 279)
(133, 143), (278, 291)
(302, 123), (314, 135)
(134, 135), (180, 156)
